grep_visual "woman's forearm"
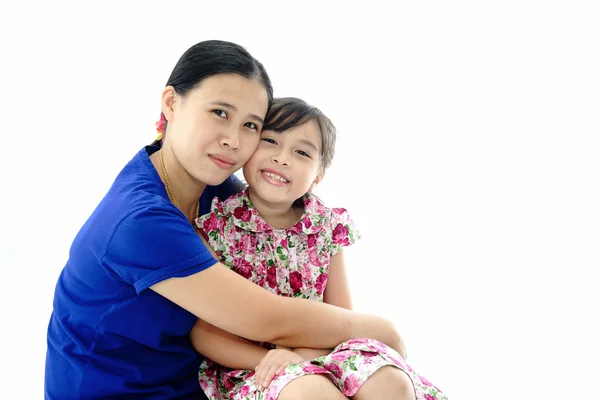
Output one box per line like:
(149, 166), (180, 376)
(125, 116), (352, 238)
(190, 319), (268, 371)
(152, 263), (404, 357)
(269, 297), (405, 358)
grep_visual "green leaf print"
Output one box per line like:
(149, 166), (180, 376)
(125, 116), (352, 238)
(276, 246), (288, 261)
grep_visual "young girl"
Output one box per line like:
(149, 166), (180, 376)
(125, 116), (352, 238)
(193, 98), (447, 400)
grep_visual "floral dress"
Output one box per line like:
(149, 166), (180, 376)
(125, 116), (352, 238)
(196, 190), (447, 400)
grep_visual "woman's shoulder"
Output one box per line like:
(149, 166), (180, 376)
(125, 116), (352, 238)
(85, 147), (181, 243)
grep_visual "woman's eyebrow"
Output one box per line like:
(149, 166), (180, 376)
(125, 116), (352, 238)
(209, 101), (265, 124)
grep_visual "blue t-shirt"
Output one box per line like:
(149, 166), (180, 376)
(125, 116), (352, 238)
(45, 146), (244, 399)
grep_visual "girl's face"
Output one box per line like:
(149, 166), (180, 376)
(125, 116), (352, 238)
(162, 73), (269, 186)
(243, 119), (323, 207)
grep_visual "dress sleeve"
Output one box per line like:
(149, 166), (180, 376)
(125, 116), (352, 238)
(102, 205), (218, 294)
(328, 207), (361, 257)
(195, 197), (227, 261)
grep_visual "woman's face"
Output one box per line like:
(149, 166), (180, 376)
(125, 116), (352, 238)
(163, 73), (269, 186)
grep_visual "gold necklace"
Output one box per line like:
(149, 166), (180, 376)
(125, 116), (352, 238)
(159, 149), (199, 224)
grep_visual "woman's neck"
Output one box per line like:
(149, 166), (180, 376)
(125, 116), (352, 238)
(150, 146), (206, 223)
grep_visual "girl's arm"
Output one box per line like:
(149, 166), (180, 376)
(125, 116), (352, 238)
(293, 251), (353, 359)
(323, 251), (353, 310)
(190, 318), (268, 370)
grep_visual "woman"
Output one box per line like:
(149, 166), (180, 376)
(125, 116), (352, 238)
(44, 40), (403, 399)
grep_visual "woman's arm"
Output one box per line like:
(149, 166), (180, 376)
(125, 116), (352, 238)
(150, 263), (403, 354)
(190, 319), (268, 370)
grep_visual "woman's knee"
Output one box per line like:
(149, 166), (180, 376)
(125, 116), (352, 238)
(278, 374), (347, 400)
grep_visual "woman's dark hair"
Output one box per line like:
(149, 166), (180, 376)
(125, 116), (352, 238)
(151, 40), (273, 146)
(263, 97), (337, 170)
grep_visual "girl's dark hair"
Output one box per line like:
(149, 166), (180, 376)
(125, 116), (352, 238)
(151, 40), (273, 146)
(263, 97), (337, 170)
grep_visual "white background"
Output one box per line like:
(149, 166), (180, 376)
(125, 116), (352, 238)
(1, 1), (599, 398)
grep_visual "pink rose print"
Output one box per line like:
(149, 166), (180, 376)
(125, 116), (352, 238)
(332, 223), (350, 246)
(302, 364), (327, 374)
(309, 247), (325, 267)
(332, 207), (347, 215)
(366, 340), (387, 353)
(419, 375), (432, 387)
(315, 273), (328, 295)
(233, 259), (253, 279)
(204, 365), (216, 378)
(201, 213), (219, 233)
(327, 362), (343, 378)
(289, 270), (303, 293)
(256, 218), (270, 231)
(343, 374), (359, 394)
(330, 352), (349, 362)
(234, 239), (245, 253)
(222, 375), (235, 391)
(267, 266), (277, 289)
(307, 234), (316, 248)
(233, 204), (252, 222)
(238, 385), (249, 397)
(426, 395), (436, 400)
(359, 350), (377, 358)
(302, 216), (313, 230)
(255, 259), (267, 277)
(241, 233), (257, 250)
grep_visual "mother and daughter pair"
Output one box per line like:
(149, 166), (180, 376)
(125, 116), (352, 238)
(45, 40), (447, 400)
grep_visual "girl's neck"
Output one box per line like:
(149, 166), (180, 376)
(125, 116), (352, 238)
(247, 188), (301, 230)
(150, 146), (206, 223)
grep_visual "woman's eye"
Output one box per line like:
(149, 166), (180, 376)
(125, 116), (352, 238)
(245, 122), (258, 130)
(213, 110), (227, 118)
(297, 150), (311, 158)
(261, 138), (277, 144)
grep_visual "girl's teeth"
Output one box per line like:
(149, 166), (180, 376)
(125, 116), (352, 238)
(264, 171), (288, 183)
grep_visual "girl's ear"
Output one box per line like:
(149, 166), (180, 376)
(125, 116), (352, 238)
(308, 171), (324, 192)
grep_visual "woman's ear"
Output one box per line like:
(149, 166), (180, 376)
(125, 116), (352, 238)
(161, 86), (177, 122)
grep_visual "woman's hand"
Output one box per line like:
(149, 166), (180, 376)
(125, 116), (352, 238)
(254, 348), (306, 391)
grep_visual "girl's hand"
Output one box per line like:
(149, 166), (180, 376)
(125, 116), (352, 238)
(254, 349), (305, 391)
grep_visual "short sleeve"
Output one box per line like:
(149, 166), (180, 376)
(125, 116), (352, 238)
(102, 205), (218, 294)
(196, 197), (227, 261)
(328, 208), (361, 257)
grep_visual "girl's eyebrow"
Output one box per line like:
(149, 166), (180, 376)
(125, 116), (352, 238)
(298, 139), (320, 153)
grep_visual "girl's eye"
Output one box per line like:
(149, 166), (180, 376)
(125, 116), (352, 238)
(213, 110), (227, 118)
(245, 122), (259, 131)
(261, 138), (277, 144)
(297, 150), (311, 158)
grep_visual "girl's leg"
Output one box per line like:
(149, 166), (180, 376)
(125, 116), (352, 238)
(278, 375), (348, 400)
(351, 366), (416, 400)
